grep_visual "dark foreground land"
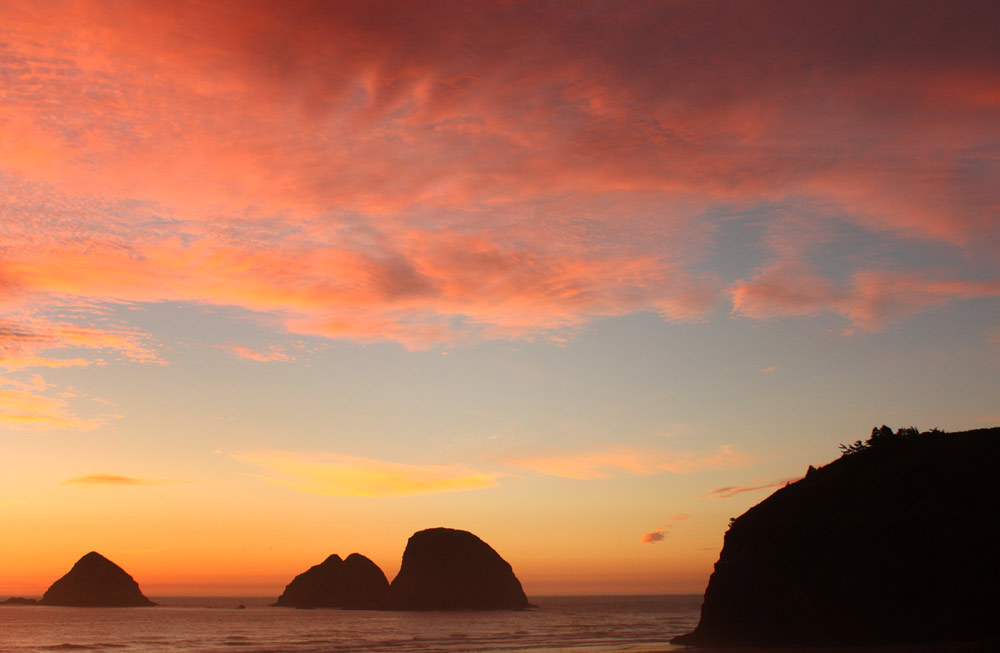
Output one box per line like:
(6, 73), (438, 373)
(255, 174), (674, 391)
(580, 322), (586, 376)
(680, 646), (985, 652)
(675, 426), (999, 650)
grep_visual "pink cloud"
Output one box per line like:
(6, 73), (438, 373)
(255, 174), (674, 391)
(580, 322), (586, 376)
(215, 345), (292, 363)
(0, 314), (159, 371)
(510, 445), (752, 480)
(731, 265), (1000, 331)
(61, 474), (179, 487)
(0, 0), (995, 354)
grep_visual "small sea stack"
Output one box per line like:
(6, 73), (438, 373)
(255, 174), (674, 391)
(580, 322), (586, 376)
(386, 527), (529, 610)
(41, 551), (156, 607)
(1, 597), (39, 605)
(273, 553), (389, 609)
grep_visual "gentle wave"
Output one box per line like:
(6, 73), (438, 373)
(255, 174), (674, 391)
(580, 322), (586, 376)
(0, 595), (699, 652)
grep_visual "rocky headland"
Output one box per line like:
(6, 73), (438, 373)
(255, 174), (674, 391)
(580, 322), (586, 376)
(674, 427), (1000, 648)
(386, 527), (530, 610)
(273, 552), (389, 609)
(41, 551), (156, 607)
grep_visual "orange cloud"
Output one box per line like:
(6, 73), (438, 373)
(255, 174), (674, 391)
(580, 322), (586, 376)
(640, 528), (668, 545)
(0, 387), (113, 431)
(233, 450), (501, 497)
(0, 373), (47, 393)
(510, 445), (752, 480)
(640, 514), (691, 544)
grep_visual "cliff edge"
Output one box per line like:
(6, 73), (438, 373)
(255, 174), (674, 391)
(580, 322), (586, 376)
(675, 427), (999, 647)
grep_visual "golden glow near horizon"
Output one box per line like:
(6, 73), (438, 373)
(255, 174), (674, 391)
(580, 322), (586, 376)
(1, 1), (998, 597)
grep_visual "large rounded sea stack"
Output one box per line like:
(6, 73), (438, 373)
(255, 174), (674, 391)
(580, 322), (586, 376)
(41, 551), (156, 607)
(273, 553), (389, 609)
(674, 427), (1000, 648)
(386, 527), (529, 610)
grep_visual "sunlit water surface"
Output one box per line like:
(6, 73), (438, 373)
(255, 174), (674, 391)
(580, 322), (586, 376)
(0, 595), (700, 652)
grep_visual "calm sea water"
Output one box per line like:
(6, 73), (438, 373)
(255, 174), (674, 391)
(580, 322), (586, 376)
(0, 595), (700, 652)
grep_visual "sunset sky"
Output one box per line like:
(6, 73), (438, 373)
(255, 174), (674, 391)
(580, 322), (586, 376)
(1, 0), (998, 597)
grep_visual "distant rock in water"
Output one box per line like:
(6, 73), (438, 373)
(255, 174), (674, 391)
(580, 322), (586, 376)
(386, 527), (529, 610)
(41, 551), (156, 607)
(273, 553), (389, 609)
(674, 427), (1000, 647)
(1, 597), (39, 605)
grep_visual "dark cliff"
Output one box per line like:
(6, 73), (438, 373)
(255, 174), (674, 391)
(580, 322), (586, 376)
(675, 427), (1000, 647)
(273, 553), (389, 609)
(41, 551), (156, 607)
(386, 527), (529, 610)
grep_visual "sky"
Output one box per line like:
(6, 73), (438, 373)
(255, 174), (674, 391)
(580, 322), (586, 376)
(1, 0), (998, 597)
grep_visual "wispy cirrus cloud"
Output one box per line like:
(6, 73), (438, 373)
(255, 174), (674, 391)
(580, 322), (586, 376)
(215, 344), (292, 363)
(0, 314), (150, 429)
(510, 445), (752, 481)
(0, 386), (115, 431)
(705, 478), (800, 499)
(234, 451), (501, 498)
(62, 474), (179, 487)
(731, 264), (1000, 331)
(0, 314), (160, 371)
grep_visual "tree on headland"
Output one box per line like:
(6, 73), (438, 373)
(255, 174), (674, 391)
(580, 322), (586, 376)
(838, 425), (943, 457)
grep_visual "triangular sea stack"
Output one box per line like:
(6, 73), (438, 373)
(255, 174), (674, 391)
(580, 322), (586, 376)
(386, 527), (529, 610)
(41, 551), (156, 606)
(273, 553), (389, 609)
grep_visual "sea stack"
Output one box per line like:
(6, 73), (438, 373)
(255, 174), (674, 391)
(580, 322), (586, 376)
(273, 553), (389, 609)
(386, 527), (529, 610)
(674, 427), (1000, 647)
(41, 551), (156, 607)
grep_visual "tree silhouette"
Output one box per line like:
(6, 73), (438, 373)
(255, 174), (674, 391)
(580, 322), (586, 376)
(839, 425), (936, 457)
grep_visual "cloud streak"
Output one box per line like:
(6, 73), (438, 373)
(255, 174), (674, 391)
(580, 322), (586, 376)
(510, 445), (752, 480)
(234, 450), (501, 497)
(62, 474), (177, 487)
(640, 515), (691, 544)
(0, 385), (116, 431)
(731, 265), (1000, 331)
(215, 345), (292, 363)
(706, 478), (801, 499)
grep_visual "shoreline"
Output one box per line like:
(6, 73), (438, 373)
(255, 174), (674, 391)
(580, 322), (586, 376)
(671, 645), (983, 652)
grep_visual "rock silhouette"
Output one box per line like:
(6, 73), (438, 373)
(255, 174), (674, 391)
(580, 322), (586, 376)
(674, 427), (1000, 647)
(273, 553), (389, 609)
(0, 597), (39, 605)
(41, 551), (155, 607)
(386, 527), (529, 610)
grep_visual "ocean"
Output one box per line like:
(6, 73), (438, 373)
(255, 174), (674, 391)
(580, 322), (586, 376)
(0, 595), (701, 652)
